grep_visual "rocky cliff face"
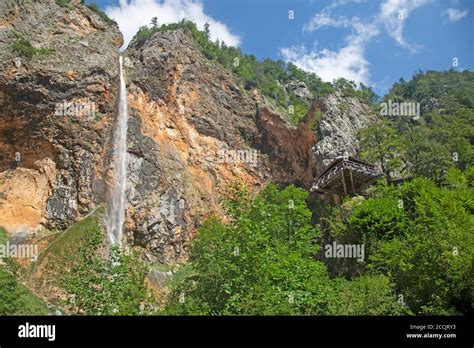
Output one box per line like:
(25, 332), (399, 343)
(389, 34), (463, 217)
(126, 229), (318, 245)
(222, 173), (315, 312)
(313, 91), (376, 170)
(123, 28), (274, 263)
(0, 0), (122, 234)
(255, 101), (320, 188)
(0, 1), (376, 266)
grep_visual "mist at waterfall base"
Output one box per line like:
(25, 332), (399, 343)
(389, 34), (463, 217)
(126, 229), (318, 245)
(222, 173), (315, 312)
(107, 56), (129, 246)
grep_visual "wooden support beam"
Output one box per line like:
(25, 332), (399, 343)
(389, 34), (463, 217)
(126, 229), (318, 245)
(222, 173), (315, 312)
(341, 169), (347, 196)
(349, 168), (355, 195)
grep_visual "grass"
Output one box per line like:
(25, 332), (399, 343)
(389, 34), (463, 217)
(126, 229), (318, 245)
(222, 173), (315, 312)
(0, 227), (7, 245)
(151, 262), (174, 273)
(0, 266), (51, 315)
(1, 208), (108, 315)
(0, 227), (51, 315)
(149, 262), (195, 288)
(11, 31), (55, 60)
(13, 281), (51, 315)
(55, 0), (71, 7)
(21, 207), (107, 313)
(171, 263), (195, 284)
(86, 3), (117, 26)
(33, 206), (106, 271)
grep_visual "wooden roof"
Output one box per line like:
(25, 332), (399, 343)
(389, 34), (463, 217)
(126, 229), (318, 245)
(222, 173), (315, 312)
(310, 156), (384, 195)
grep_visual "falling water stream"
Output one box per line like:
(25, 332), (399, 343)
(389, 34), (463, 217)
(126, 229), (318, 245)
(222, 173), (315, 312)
(107, 56), (128, 246)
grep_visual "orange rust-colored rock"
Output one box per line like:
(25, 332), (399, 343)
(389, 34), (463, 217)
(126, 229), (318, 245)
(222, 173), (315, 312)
(255, 100), (321, 188)
(0, 158), (57, 234)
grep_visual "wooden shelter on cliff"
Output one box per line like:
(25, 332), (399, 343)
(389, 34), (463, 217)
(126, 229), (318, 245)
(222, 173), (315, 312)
(310, 156), (384, 195)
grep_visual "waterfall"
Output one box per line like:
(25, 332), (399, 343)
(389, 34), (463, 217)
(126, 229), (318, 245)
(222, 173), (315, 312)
(107, 56), (129, 246)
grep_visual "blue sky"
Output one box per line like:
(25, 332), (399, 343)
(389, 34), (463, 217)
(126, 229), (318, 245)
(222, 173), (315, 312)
(89, 0), (473, 96)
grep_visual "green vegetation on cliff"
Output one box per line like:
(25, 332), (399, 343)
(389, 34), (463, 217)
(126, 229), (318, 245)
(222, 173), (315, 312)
(85, 3), (117, 26)
(55, 1), (116, 25)
(386, 70), (474, 114)
(11, 31), (55, 60)
(30, 208), (155, 315)
(55, 0), (71, 7)
(359, 70), (474, 182)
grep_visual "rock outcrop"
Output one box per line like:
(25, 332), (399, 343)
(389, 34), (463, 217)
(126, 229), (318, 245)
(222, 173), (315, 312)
(313, 91), (376, 170)
(255, 101), (320, 188)
(284, 80), (312, 99)
(0, 0), (122, 233)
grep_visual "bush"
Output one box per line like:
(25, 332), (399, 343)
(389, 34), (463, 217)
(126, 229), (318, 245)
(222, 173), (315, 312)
(86, 3), (116, 26)
(11, 31), (54, 59)
(59, 217), (154, 315)
(55, 0), (70, 7)
(129, 25), (157, 47)
(332, 275), (408, 315)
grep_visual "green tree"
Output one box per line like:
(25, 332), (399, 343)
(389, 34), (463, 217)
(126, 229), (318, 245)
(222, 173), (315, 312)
(406, 125), (453, 182)
(380, 69), (474, 182)
(327, 175), (474, 314)
(60, 224), (153, 315)
(204, 22), (210, 40)
(168, 184), (333, 315)
(358, 119), (408, 180)
(165, 184), (405, 315)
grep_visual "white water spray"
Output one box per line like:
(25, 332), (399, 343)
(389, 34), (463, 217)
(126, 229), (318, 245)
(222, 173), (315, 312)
(107, 56), (129, 246)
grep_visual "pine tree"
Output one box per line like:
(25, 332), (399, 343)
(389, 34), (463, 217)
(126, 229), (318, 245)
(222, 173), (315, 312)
(204, 22), (210, 40)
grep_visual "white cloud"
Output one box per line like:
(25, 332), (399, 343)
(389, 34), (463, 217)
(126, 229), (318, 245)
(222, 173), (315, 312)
(105, 0), (240, 49)
(304, 12), (353, 32)
(304, 0), (366, 32)
(324, 0), (368, 12)
(442, 8), (469, 22)
(282, 20), (379, 85)
(281, 0), (431, 85)
(379, 0), (430, 52)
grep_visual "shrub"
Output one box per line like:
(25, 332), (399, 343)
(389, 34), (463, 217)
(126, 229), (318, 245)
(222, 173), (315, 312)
(11, 31), (55, 60)
(59, 219), (154, 315)
(86, 3), (117, 26)
(55, 0), (70, 7)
